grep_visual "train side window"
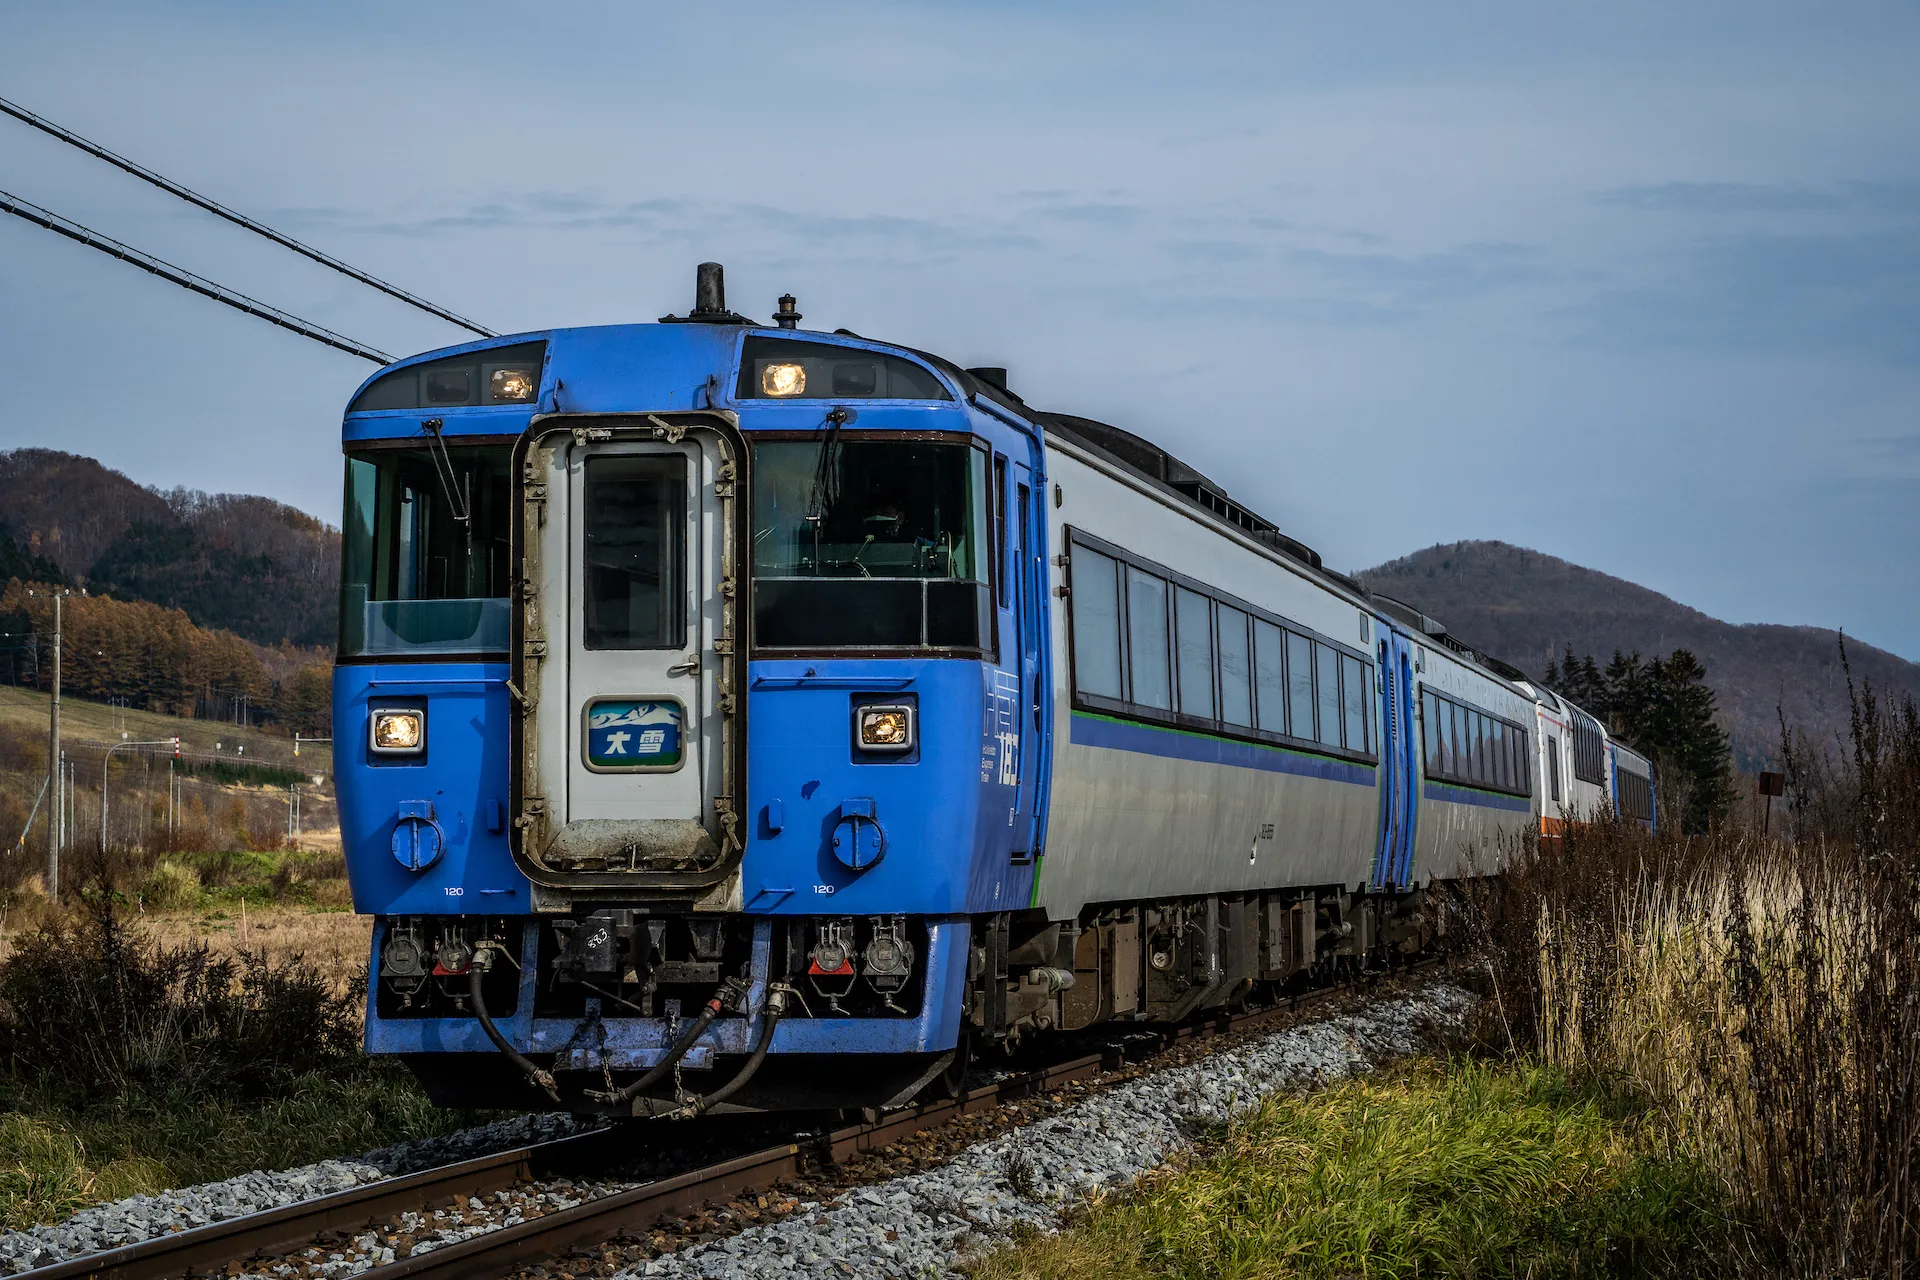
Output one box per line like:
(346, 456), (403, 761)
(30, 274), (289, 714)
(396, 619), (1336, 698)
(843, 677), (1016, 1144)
(1341, 654), (1368, 752)
(1452, 704), (1468, 780)
(1219, 606), (1253, 727)
(1547, 734), (1562, 802)
(1314, 641), (1342, 748)
(1254, 619), (1287, 734)
(1287, 631), (1316, 740)
(1492, 721), (1509, 790)
(1069, 547), (1123, 699)
(1422, 691), (1440, 771)
(1174, 588), (1215, 719)
(1126, 567), (1172, 710)
(993, 456), (1009, 611)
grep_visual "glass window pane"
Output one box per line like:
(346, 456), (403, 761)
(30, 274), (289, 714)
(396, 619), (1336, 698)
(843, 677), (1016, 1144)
(1255, 620), (1287, 733)
(751, 439), (987, 582)
(1422, 692), (1439, 769)
(1127, 568), (1171, 710)
(1175, 588), (1215, 719)
(1287, 631), (1315, 739)
(1341, 655), (1368, 751)
(1070, 548), (1122, 698)
(1315, 642), (1342, 748)
(339, 446), (513, 657)
(583, 455), (687, 650)
(1220, 607), (1252, 727)
(1451, 704), (1467, 777)
(1491, 721), (1508, 789)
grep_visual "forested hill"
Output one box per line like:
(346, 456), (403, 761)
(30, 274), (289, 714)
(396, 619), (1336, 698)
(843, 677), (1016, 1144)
(1357, 540), (1920, 768)
(0, 449), (339, 649)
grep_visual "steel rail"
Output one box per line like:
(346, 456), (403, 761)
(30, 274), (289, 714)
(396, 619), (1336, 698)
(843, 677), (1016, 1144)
(16, 961), (1439, 1280)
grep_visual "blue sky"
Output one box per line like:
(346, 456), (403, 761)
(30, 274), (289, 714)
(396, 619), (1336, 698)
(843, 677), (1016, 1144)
(1, 2), (1915, 657)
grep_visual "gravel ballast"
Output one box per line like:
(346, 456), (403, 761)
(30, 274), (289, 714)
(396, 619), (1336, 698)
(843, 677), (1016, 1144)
(615, 983), (1473, 1280)
(0, 1113), (590, 1275)
(0, 982), (1468, 1279)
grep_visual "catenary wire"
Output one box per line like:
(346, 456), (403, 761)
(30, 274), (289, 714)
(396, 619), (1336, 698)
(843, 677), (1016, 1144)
(0, 94), (494, 338)
(0, 187), (393, 364)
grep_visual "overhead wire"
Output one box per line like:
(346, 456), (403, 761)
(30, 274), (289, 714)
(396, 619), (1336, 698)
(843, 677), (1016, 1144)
(0, 187), (393, 364)
(0, 94), (494, 338)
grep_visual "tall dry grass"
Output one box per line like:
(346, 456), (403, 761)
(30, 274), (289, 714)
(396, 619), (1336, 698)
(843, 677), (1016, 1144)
(1483, 677), (1920, 1276)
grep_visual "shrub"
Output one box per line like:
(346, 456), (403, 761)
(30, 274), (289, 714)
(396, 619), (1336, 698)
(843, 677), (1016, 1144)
(137, 860), (202, 911)
(0, 894), (359, 1099)
(1479, 667), (1920, 1276)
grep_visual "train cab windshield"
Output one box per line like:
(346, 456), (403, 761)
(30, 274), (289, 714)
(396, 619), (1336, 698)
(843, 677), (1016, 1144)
(751, 438), (991, 651)
(340, 443), (513, 658)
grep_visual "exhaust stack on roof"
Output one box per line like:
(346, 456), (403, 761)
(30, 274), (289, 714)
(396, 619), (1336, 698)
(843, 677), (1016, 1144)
(660, 262), (749, 325)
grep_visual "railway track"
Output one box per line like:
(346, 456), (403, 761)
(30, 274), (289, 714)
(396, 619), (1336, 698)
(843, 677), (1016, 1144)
(20, 962), (1444, 1280)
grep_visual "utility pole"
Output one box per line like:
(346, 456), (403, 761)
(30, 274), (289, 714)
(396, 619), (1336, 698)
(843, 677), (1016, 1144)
(30, 587), (79, 897)
(48, 593), (59, 894)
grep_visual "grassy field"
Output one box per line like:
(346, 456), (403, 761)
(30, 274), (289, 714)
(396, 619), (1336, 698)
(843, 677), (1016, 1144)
(0, 692), (474, 1232)
(0, 879), (458, 1232)
(0, 684), (333, 773)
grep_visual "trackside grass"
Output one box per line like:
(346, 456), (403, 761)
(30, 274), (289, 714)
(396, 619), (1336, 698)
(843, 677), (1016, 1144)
(0, 1063), (465, 1230)
(0, 897), (485, 1231)
(968, 1058), (1725, 1280)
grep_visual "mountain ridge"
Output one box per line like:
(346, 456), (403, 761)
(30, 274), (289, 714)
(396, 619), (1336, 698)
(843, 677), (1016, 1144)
(0, 449), (339, 649)
(1357, 540), (1920, 767)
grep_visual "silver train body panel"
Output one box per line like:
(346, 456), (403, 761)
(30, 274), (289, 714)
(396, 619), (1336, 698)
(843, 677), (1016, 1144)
(1038, 440), (1384, 918)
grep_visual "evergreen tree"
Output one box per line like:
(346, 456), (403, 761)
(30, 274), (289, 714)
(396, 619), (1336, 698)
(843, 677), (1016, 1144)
(1543, 645), (1733, 832)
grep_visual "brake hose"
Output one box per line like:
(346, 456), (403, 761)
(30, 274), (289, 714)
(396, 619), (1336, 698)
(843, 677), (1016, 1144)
(468, 945), (560, 1104)
(669, 983), (793, 1120)
(589, 978), (744, 1106)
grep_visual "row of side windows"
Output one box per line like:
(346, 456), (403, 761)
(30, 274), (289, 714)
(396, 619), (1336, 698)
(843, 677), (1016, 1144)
(1421, 689), (1531, 797)
(1069, 538), (1375, 757)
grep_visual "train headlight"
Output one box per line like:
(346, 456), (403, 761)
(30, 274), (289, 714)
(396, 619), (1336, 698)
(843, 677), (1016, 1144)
(488, 366), (537, 402)
(856, 704), (915, 753)
(761, 362), (806, 397)
(370, 708), (425, 756)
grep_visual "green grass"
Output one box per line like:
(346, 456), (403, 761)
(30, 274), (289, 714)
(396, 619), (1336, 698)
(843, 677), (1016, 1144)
(136, 847), (353, 912)
(968, 1058), (1729, 1280)
(0, 683), (331, 774)
(0, 1061), (483, 1230)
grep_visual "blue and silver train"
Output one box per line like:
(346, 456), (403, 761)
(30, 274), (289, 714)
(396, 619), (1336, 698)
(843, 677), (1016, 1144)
(336, 265), (1651, 1115)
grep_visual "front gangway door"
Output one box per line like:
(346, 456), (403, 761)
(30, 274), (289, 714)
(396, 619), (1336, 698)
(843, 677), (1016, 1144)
(511, 414), (748, 895)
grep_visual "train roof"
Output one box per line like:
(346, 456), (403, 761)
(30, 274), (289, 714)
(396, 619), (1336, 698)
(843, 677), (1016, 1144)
(343, 277), (1542, 698)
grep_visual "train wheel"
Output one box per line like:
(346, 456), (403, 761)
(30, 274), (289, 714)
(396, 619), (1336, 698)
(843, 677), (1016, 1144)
(925, 1035), (972, 1102)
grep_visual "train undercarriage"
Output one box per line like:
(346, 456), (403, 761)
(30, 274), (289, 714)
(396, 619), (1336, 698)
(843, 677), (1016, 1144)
(371, 885), (1454, 1118)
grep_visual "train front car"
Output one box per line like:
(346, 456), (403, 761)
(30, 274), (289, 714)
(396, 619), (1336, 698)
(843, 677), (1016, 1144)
(337, 284), (1040, 1114)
